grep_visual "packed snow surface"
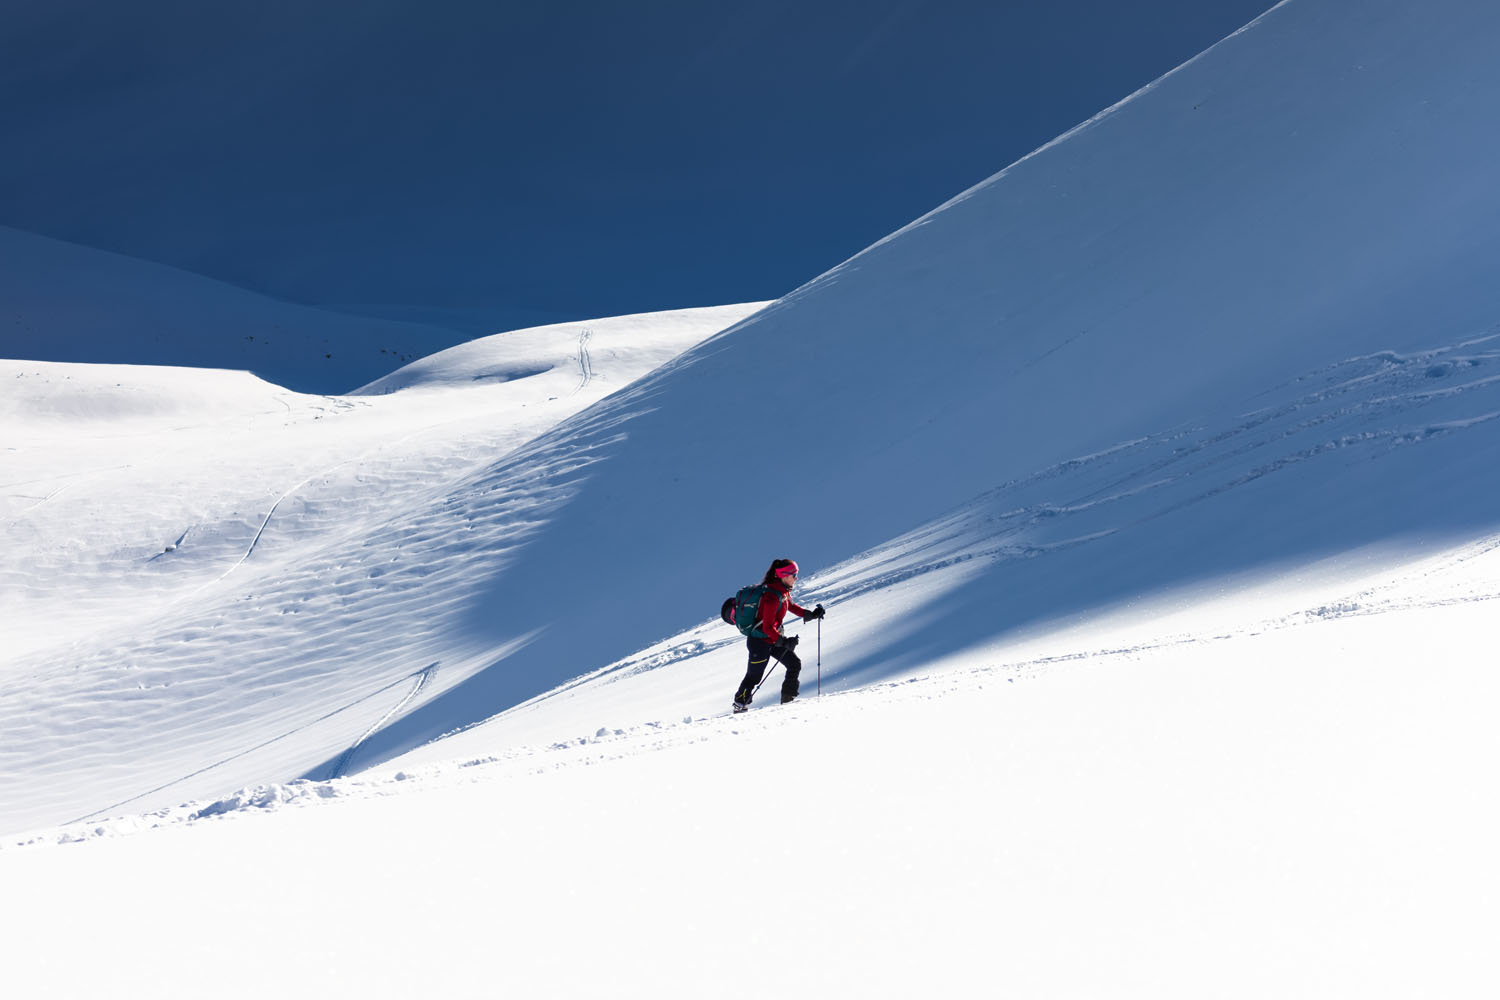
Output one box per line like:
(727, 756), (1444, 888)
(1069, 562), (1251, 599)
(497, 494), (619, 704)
(5, 0), (1500, 996)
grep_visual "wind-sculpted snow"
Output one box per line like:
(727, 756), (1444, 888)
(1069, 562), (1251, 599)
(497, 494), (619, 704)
(0, 305), (765, 832)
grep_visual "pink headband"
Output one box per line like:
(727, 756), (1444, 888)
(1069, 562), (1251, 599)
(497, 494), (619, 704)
(776, 561), (799, 579)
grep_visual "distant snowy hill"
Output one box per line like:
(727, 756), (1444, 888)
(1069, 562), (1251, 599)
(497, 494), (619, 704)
(0, 225), (472, 393)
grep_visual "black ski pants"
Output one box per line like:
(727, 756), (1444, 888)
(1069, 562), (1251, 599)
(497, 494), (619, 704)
(735, 636), (801, 705)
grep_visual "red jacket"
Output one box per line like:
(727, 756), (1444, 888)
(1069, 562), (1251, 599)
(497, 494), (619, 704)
(757, 580), (810, 644)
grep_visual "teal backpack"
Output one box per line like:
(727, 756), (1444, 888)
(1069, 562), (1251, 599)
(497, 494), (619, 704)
(721, 584), (772, 638)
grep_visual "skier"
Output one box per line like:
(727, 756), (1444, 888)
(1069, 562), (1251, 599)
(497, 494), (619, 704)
(732, 558), (825, 713)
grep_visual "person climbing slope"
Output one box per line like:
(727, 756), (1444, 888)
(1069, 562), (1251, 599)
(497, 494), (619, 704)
(732, 558), (825, 713)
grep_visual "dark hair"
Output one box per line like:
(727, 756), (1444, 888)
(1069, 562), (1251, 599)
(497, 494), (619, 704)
(762, 558), (796, 587)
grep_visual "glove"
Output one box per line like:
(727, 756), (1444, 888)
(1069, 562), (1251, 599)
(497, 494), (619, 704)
(775, 634), (800, 652)
(802, 604), (826, 621)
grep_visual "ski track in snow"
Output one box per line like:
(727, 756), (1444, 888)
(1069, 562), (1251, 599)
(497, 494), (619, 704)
(791, 332), (1500, 611)
(524, 331), (1500, 713)
(573, 328), (595, 394)
(327, 662), (439, 780)
(191, 395), (500, 598)
(60, 661), (446, 825)
(13, 524), (1498, 851)
(2, 466), (132, 528)
(469, 522), (1500, 750)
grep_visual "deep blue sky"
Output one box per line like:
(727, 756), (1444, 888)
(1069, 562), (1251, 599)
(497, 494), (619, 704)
(2, 0), (1273, 334)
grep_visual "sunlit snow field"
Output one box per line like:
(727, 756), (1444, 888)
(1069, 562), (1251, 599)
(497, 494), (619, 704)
(5, 1), (1500, 996)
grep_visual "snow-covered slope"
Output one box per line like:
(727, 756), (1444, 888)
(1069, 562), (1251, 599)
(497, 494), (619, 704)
(0, 225), (472, 393)
(0, 304), (766, 832)
(6, 0), (1500, 994)
(8, 558), (1498, 997)
(7, 0), (1500, 831)
(347, 0), (1500, 768)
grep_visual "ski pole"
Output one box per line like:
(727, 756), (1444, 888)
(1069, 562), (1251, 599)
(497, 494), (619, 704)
(751, 630), (803, 697)
(817, 617), (822, 696)
(752, 659), (781, 696)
